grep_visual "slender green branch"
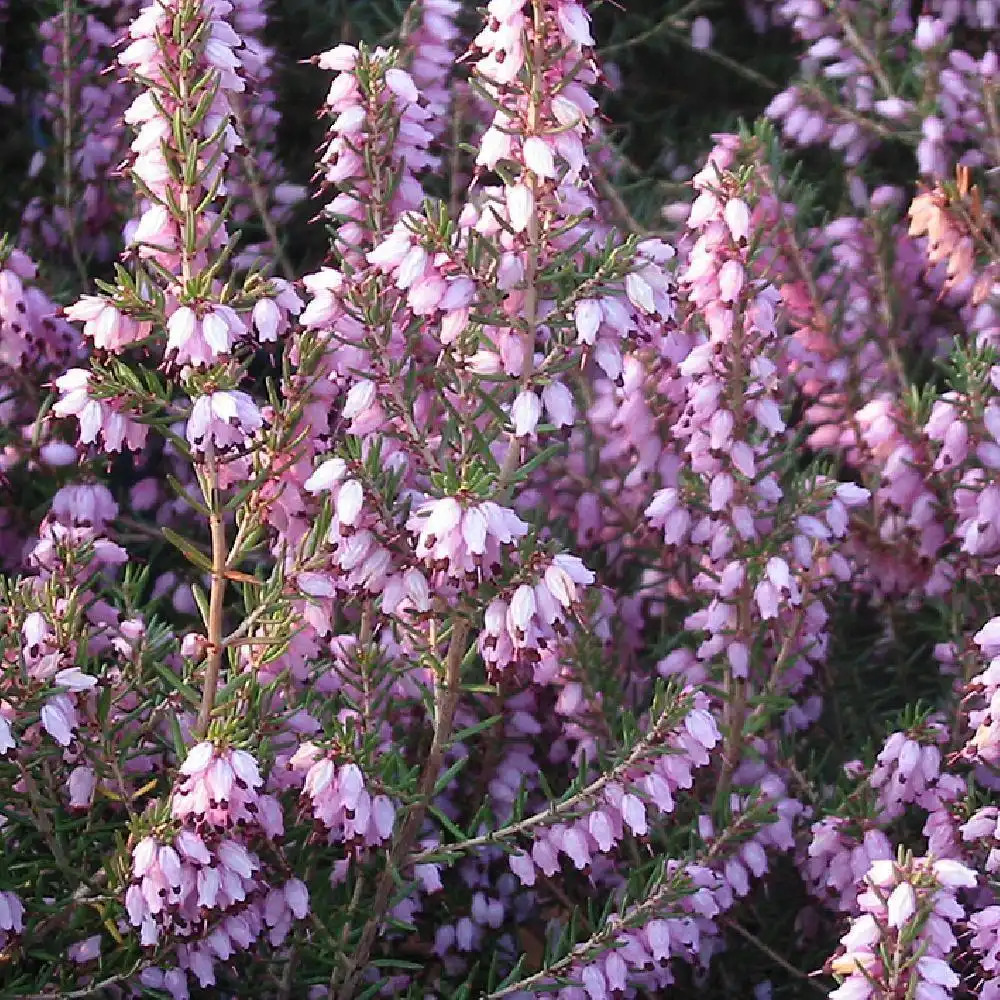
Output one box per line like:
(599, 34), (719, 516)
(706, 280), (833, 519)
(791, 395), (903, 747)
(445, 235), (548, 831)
(410, 691), (688, 865)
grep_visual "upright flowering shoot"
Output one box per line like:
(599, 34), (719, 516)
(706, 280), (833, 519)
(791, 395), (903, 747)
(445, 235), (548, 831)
(290, 2), (694, 996)
(315, 43), (438, 262)
(57, 0), (300, 743)
(22, 4), (136, 267)
(44, 1), (308, 988)
(649, 134), (863, 727)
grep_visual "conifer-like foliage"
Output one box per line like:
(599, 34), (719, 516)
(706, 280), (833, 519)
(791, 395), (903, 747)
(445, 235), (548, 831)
(0, 2), (999, 999)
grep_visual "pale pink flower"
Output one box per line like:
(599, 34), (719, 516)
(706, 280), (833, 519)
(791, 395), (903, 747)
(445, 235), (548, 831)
(186, 390), (264, 452)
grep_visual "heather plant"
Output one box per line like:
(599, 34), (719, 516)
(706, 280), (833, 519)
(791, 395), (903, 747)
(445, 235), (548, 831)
(0, 1), (998, 999)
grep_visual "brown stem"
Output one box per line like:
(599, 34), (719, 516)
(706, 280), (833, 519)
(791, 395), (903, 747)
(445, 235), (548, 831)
(826, 0), (897, 102)
(720, 588), (750, 792)
(335, 619), (470, 1000)
(195, 445), (227, 739)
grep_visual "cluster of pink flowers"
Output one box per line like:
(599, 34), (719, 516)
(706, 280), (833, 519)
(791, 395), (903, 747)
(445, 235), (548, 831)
(764, 1), (999, 177)
(289, 743), (395, 846)
(827, 855), (976, 1000)
(0, 246), (82, 562)
(316, 43), (438, 260)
